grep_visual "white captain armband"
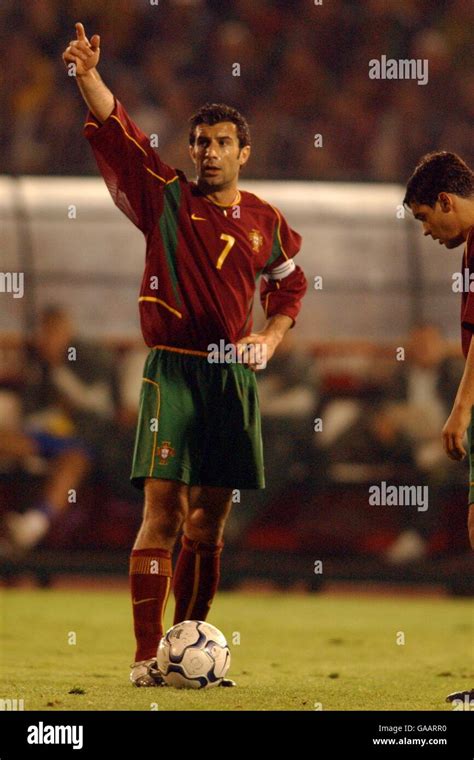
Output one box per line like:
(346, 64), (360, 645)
(262, 258), (296, 282)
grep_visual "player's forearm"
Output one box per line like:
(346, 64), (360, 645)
(453, 337), (474, 411)
(76, 68), (114, 124)
(262, 314), (293, 344)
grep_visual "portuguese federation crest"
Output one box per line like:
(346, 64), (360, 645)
(156, 441), (176, 465)
(248, 228), (263, 253)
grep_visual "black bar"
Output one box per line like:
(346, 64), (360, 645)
(0, 710), (472, 756)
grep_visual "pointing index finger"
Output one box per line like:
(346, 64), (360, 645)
(75, 22), (87, 41)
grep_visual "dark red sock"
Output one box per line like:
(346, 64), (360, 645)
(129, 547), (172, 662)
(173, 535), (224, 625)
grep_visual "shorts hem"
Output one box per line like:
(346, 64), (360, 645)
(130, 473), (265, 491)
(131, 475), (191, 491)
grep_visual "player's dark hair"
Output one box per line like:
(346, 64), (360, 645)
(403, 151), (474, 208)
(189, 103), (251, 151)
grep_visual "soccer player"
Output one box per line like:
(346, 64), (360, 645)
(62, 23), (307, 687)
(404, 151), (474, 705)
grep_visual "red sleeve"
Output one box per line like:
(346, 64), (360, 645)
(84, 99), (179, 234)
(461, 231), (474, 330)
(260, 206), (307, 326)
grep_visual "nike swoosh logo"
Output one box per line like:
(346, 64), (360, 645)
(132, 597), (159, 606)
(191, 213), (207, 221)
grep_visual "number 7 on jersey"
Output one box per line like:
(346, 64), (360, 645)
(216, 233), (236, 270)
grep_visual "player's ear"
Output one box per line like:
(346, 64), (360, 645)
(438, 192), (453, 212)
(239, 145), (250, 168)
(189, 143), (197, 165)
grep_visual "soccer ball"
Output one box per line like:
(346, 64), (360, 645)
(157, 620), (231, 689)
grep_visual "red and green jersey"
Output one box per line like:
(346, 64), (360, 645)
(461, 227), (474, 358)
(84, 99), (307, 353)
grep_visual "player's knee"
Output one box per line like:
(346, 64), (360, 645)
(143, 501), (185, 539)
(185, 506), (227, 543)
(143, 479), (187, 539)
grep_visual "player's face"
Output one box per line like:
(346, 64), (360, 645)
(411, 195), (465, 249)
(189, 122), (250, 190)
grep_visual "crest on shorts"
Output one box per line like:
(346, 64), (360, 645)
(156, 441), (176, 465)
(248, 228), (263, 253)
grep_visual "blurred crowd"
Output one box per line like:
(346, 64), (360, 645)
(247, 324), (467, 563)
(0, 307), (144, 554)
(0, 308), (467, 564)
(0, 0), (473, 180)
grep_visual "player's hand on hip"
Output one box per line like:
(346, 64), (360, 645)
(237, 332), (277, 372)
(442, 405), (470, 461)
(62, 22), (100, 76)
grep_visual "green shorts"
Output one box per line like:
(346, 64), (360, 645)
(130, 346), (265, 490)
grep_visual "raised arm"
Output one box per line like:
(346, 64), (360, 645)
(62, 22), (114, 123)
(62, 22), (178, 234)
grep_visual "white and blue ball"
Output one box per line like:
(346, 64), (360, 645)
(158, 620), (231, 689)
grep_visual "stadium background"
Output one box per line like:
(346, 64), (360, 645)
(1, 0), (474, 594)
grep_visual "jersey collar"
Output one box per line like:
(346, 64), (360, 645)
(192, 183), (241, 208)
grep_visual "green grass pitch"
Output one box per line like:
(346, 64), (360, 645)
(1, 588), (472, 711)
